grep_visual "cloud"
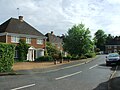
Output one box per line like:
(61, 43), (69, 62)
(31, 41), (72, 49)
(0, 0), (120, 37)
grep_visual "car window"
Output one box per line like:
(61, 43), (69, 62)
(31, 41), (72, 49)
(108, 54), (119, 57)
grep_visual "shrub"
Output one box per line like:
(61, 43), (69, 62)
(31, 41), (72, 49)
(35, 56), (53, 62)
(0, 43), (15, 72)
(80, 55), (87, 59)
(63, 54), (72, 60)
(71, 55), (80, 60)
(16, 39), (30, 61)
(85, 52), (96, 58)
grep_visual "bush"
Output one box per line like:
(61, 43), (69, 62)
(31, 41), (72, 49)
(80, 55), (87, 59)
(85, 52), (96, 58)
(35, 56), (53, 62)
(0, 43), (15, 72)
(16, 39), (30, 61)
(71, 55), (80, 60)
(63, 54), (72, 60)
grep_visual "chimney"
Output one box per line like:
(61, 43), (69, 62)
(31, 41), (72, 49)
(19, 16), (23, 22)
(51, 31), (54, 35)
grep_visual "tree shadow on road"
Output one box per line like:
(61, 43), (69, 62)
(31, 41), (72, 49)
(93, 77), (120, 90)
(93, 63), (120, 90)
(92, 80), (108, 90)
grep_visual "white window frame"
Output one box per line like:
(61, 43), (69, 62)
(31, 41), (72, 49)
(37, 39), (43, 44)
(26, 38), (31, 44)
(11, 36), (20, 43)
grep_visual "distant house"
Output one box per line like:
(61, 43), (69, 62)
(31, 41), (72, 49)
(105, 36), (120, 54)
(0, 16), (46, 61)
(45, 31), (63, 52)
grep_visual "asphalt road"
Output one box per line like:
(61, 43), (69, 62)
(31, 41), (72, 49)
(0, 55), (117, 90)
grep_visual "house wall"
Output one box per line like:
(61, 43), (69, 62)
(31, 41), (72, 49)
(31, 38), (45, 48)
(105, 45), (120, 54)
(0, 35), (6, 43)
(7, 35), (45, 49)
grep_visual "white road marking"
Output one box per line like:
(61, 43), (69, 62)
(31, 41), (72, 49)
(55, 71), (82, 80)
(41, 63), (85, 73)
(89, 64), (98, 70)
(11, 84), (35, 90)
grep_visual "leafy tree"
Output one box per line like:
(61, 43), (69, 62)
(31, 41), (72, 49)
(106, 34), (114, 44)
(94, 29), (107, 51)
(63, 23), (94, 56)
(46, 42), (60, 56)
(16, 39), (30, 61)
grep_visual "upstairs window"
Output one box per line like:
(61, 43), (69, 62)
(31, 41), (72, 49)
(26, 38), (31, 44)
(37, 39), (43, 44)
(11, 36), (20, 43)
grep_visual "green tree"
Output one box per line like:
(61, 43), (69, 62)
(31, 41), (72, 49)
(16, 39), (30, 61)
(94, 29), (107, 51)
(106, 34), (114, 44)
(46, 42), (60, 56)
(63, 23), (94, 56)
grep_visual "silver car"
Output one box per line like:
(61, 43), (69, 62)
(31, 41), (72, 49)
(106, 53), (120, 65)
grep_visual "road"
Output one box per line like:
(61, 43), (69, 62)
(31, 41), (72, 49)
(0, 55), (118, 90)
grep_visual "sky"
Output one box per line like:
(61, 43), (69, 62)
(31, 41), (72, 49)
(0, 0), (120, 37)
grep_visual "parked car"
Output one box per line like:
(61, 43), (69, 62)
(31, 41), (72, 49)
(106, 53), (120, 65)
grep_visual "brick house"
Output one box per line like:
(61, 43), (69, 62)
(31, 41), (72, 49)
(45, 31), (63, 52)
(105, 36), (120, 54)
(0, 16), (46, 61)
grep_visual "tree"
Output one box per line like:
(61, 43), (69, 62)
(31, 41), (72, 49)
(94, 29), (107, 51)
(16, 39), (30, 61)
(46, 42), (60, 56)
(106, 34), (114, 44)
(63, 23), (94, 56)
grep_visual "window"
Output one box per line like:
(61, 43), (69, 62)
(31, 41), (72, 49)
(11, 36), (20, 43)
(37, 39), (43, 44)
(14, 50), (18, 58)
(26, 38), (31, 44)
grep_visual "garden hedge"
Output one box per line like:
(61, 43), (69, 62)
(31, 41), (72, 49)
(0, 43), (15, 72)
(35, 56), (53, 62)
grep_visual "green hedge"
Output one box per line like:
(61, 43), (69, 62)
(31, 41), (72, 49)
(16, 39), (30, 61)
(0, 43), (15, 72)
(35, 56), (53, 62)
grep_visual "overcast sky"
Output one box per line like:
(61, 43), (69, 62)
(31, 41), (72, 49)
(0, 0), (120, 37)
